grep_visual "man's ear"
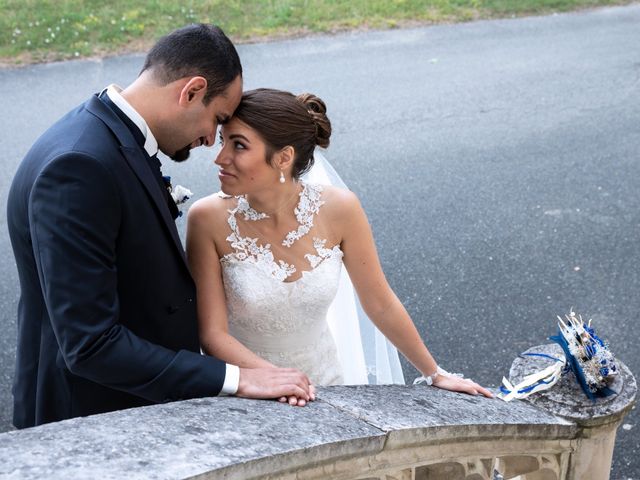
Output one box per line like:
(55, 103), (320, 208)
(274, 146), (295, 171)
(179, 76), (208, 106)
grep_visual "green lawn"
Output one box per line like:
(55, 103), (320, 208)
(1, 0), (635, 65)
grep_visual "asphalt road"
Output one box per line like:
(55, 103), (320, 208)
(1, 5), (639, 478)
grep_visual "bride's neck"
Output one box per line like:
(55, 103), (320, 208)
(245, 181), (301, 221)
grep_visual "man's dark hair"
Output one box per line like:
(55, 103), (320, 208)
(141, 24), (242, 104)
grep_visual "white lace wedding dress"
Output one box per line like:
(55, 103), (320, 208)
(218, 165), (405, 386)
(220, 182), (345, 385)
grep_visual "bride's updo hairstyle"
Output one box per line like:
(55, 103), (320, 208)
(233, 88), (331, 179)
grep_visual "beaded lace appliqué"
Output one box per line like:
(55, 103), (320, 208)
(223, 183), (337, 281)
(236, 196), (269, 221)
(305, 238), (341, 268)
(225, 214), (296, 282)
(283, 183), (324, 247)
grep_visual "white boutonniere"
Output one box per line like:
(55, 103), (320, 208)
(170, 184), (193, 206)
(163, 175), (193, 218)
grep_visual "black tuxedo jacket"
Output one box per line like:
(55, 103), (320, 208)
(7, 94), (226, 428)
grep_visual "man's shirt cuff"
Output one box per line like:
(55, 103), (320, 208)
(220, 364), (239, 395)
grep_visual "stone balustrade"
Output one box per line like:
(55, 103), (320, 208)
(0, 345), (635, 480)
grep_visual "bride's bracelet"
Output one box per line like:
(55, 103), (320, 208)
(413, 366), (463, 386)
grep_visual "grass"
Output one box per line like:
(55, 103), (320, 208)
(1, 0), (636, 65)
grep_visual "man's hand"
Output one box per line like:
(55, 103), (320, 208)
(236, 367), (316, 405)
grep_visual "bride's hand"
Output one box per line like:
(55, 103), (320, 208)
(432, 373), (494, 398)
(278, 395), (306, 406)
(278, 384), (316, 407)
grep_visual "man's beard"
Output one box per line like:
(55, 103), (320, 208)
(170, 145), (191, 162)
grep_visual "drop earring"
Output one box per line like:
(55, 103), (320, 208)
(279, 170), (286, 184)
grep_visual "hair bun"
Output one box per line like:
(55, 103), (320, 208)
(296, 93), (331, 149)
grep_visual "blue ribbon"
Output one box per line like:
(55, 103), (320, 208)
(500, 375), (558, 396)
(520, 352), (563, 362)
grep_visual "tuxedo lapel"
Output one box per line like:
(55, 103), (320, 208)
(120, 146), (189, 267)
(85, 95), (189, 270)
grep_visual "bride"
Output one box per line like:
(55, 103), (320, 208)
(186, 88), (492, 405)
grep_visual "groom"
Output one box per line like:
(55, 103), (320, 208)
(7, 24), (313, 429)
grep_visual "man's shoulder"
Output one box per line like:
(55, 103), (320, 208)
(61, 98), (119, 151)
(26, 98), (124, 174)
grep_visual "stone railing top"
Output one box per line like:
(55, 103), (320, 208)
(0, 382), (580, 480)
(509, 344), (637, 427)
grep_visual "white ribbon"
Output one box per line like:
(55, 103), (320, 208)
(499, 356), (566, 402)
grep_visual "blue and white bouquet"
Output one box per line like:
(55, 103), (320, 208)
(500, 310), (618, 402)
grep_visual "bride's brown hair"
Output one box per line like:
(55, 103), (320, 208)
(233, 88), (331, 179)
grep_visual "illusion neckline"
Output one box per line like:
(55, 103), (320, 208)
(232, 182), (325, 249)
(222, 183), (339, 282)
(235, 183), (303, 221)
(221, 245), (343, 285)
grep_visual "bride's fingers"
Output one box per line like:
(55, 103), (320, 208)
(309, 384), (316, 401)
(434, 376), (493, 398)
(284, 395), (308, 407)
(475, 384), (494, 398)
(460, 379), (494, 398)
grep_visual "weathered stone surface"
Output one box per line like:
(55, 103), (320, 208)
(318, 384), (573, 431)
(317, 384), (577, 451)
(508, 344), (637, 427)
(0, 396), (384, 480)
(0, 376), (634, 479)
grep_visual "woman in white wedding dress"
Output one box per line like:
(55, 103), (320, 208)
(186, 88), (493, 405)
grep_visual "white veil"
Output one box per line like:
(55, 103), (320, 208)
(302, 152), (405, 385)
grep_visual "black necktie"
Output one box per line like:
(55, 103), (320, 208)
(148, 153), (181, 220)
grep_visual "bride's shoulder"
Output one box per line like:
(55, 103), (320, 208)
(316, 183), (357, 202)
(187, 192), (236, 228)
(311, 183), (362, 219)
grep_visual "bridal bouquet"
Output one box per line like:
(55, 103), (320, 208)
(499, 310), (618, 402)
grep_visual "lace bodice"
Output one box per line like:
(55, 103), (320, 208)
(220, 183), (345, 385)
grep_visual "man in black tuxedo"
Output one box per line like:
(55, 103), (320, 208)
(7, 24), (313, 429)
